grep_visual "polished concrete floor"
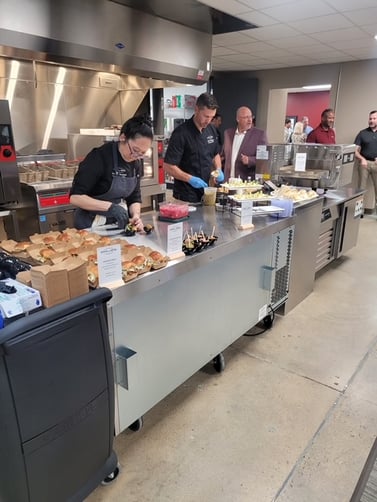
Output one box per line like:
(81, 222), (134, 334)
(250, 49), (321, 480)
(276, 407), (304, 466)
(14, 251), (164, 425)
(88, 215), (377, 502)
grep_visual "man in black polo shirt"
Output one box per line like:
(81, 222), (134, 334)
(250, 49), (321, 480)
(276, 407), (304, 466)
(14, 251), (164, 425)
(164, 92), (223, 203)
(354, 110), (377, 204)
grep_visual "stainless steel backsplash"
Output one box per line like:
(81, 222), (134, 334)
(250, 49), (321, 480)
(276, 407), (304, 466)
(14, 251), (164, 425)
(0, 57), (175, 157)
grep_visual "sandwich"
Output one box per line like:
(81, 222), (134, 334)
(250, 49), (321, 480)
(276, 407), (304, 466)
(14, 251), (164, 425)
(149, 250), (168, 270)
(13, 241), (32, 253)
(131, 253), (152, 274)
(87, 264), (99, 288)
(121, 260), (139, 282)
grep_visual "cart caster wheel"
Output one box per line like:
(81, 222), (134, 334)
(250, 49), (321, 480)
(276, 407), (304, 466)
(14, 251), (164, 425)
(213, 353), (225, 373)
(101, 464), (120, 485)
(263, 314), (274, 329)
(128, 416), (144, 432)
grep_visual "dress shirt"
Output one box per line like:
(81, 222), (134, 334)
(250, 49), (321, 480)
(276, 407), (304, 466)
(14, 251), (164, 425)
(230, 129), (246, 178)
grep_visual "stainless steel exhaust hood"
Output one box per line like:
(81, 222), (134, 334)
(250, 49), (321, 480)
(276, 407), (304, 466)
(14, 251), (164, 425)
(0, 0), (213, 84)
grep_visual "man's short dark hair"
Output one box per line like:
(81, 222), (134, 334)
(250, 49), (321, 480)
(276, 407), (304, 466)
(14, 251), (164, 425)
(321, 108), (334, 118)
(369, 110), (377, 115)
(196, 92), (218, 111)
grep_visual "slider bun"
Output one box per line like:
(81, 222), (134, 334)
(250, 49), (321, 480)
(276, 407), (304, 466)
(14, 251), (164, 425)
(122, 260), (138, 272)
(57, 232), (71, 242)
(14, 241), (31, 251)
(132, 254), (146, 266)
(40, 248), (57, 259)
(42, 236), (56, 244)
(149, 250), (164, 261)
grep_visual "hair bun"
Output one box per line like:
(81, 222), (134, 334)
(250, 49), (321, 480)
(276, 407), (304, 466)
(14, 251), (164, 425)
(133, 114), (152, 128)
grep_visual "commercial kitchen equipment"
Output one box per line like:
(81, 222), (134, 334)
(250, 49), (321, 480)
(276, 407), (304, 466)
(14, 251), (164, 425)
(5, 153), (76, 240)
(0, 100), (21, 205)
(0, 288), (118, 502)
(256, 143), (356, 189)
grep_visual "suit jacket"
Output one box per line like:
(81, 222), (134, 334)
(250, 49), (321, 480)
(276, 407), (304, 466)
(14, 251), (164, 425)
(222, 127), (267, 180)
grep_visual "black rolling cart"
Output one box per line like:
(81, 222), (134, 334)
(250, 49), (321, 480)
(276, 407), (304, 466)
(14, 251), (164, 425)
(0, 288), (118, 502)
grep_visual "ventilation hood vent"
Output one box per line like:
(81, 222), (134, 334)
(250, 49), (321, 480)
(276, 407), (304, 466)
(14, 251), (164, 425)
(0, 0), (213, 84)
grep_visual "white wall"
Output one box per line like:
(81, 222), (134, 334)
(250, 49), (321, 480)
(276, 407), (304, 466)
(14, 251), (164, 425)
(243, 59), (377, 144)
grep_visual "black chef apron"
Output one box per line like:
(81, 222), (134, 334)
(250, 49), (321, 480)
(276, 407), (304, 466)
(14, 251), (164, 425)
(74, 143), (139, 229)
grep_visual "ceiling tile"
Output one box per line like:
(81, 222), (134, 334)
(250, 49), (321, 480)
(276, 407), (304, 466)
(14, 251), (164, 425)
(212, 46), (239, 56)
(342, 7), (377, 25)
(289, 14), (353, 34)
(237, 10), (279, 26)
(310, 27), (370, 43)
(261, 0), (335, 22)
(329, 38), (377, 50)
(360, 24), (377, 36)
(228, 41), (278, 53)
(325, 0), (377, 11)
(247, 24), (299, 40)
(293, 44), (338, 55)
(238, 0), (297, 8)
(213, 32), (254, 45)
(266, 35), (324, 48)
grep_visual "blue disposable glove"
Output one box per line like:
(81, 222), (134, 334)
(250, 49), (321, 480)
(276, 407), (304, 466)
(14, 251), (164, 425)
(189, 176), (208, 189)
(215, 169), (224, 183)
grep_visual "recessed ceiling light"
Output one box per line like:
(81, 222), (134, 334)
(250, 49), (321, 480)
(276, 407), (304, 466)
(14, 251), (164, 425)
(374, 34), (377, 41)
(302, 84), (331, 90)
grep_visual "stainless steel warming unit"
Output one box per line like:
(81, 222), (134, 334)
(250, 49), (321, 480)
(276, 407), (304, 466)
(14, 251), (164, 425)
(256, 143), (363, 306)
(256, 143), (355, 189)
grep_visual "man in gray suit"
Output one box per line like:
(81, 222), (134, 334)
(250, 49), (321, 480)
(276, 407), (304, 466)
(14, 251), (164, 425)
(222, 107), (267, 181)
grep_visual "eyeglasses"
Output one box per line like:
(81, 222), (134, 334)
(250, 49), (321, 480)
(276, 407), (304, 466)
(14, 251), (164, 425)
(127, 140), (146, 159)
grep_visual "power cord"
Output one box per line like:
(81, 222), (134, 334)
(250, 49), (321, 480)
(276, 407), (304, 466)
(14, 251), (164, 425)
(243, 304), (275, 337)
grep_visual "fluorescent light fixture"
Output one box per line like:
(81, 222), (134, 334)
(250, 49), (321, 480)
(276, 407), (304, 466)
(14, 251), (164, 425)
(42, 67), (66, 150)
(302, 84), (331, 90)
(5, 60), (20, 108)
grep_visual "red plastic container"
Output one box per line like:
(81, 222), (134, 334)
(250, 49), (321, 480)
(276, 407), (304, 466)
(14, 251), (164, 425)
(159, 203), (189, 219)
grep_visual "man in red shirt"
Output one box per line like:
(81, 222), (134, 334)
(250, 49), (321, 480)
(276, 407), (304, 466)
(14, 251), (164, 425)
(307, 108), (336, 144)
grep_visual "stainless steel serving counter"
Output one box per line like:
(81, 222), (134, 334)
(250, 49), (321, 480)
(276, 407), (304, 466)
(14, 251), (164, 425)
(105, 189), (364, 434)
(279, 188), (364, 314)
(106, 207), (295, 434)
(109, 206), (295, 307)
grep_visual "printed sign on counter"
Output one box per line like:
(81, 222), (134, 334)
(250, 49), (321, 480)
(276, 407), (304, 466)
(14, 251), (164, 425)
(294, 152), (307, 172)
(97, 244), (123, 287)
(256, 145), (268, 159)
(167, 222), (184, 258)
(240, 200), (253, 228)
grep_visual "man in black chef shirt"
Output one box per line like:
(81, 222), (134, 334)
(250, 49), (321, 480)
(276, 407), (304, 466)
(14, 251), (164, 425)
(354, 110), (377, 201)
(163, 92), (223, 203)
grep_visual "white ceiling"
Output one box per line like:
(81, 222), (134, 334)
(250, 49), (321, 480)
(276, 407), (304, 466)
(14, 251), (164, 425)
(199, 0), (377, 71)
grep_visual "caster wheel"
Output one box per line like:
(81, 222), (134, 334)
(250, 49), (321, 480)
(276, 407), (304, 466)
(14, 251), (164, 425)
(263, 314), (274, 329)
(128, 416), (144, 432)
(101, 464), (120, 485)
(213, 353), (225, 373)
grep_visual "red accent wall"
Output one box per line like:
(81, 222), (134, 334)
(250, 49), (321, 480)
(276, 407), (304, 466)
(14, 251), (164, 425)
(286, 91), (330, 128)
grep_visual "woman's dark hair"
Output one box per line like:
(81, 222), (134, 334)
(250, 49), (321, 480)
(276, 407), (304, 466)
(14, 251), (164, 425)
(120, 115), (153, 140)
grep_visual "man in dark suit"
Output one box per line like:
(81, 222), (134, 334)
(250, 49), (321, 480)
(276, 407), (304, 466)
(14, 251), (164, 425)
(222, 107), (267, 181)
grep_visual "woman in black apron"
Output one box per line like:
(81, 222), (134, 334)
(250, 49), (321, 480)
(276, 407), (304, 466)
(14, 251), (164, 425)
(70, 116), (153, 230)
